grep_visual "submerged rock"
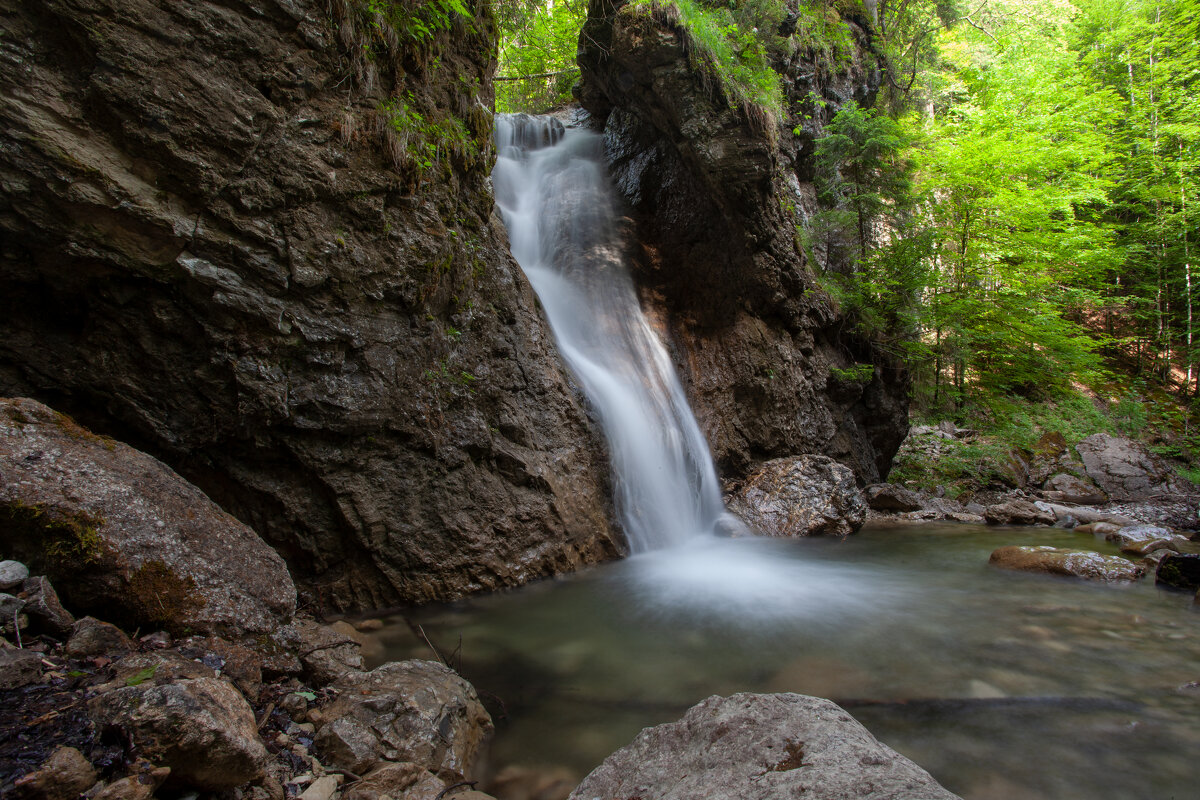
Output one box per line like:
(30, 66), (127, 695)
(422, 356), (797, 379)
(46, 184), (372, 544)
(988, 546), (1144, 582)
(568, 693), (961, 800)
(1, 397), (295, 637)
(729, 456), (866, 537)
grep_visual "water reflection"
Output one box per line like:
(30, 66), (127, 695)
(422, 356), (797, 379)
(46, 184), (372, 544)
(372, 525), (1200, 799)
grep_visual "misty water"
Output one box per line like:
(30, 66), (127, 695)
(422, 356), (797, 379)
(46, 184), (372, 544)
(372, 525), (1200, 800)
(389, 113), (1200, 799)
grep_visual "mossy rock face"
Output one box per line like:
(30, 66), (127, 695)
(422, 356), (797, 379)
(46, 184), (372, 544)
(2, 500), (108, 575)
(1154, 553), (1200, 592)
(1, 397), (294, 638)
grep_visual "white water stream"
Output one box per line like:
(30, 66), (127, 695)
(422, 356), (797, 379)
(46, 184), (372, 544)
(493, 113), (735, 553)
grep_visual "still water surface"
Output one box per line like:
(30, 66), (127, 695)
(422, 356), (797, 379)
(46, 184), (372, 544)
(371, 524), (1200, 799)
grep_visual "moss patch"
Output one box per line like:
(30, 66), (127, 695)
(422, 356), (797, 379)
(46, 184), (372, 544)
(50, 410), (117, 450)
(123, 560), (205, 635)
(1, 500), (107, 573)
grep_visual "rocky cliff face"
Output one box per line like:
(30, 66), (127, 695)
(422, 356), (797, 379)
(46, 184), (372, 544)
(0, 0), (620, 610)
(578, 0), (909, 483)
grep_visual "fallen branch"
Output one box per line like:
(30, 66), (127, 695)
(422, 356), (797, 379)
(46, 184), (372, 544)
(435, 781), (478, 800)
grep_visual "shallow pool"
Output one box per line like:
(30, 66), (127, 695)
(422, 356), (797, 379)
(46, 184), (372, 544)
(370, 524), (1200, 799)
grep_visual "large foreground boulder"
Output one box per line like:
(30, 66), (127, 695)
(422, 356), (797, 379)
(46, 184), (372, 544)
(1, 397), (294, 637)
(1076, 434), (1186, 502)
(568, 693), (960, 800)
(729, 456), (866, 538)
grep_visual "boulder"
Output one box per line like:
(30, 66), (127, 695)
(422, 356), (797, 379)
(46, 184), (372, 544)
(567, 693), (960, 800)
(1155, 553), (1200, 592)
(1076, 433), (1184, 502)
(65, 617), (134, 658)
(1106, 525), (1188, 556)
(342, 762), (446, 800)
(281, 616), (364, 686)
(0, 560), (30, 590)
(19, 576), (75, 636)
(729, 456), (866, 538)
(988, 546), (1144, 582)
(0, 648), (43, 689)
(864, 484), (924, 512)
(1042, 473), (1107, 504)
(1, 397), (295, 637)
(11, 746), (98, 800)
(87, 677), (268, 790)
(983, 500), (1055, 526)
(315, 660), (492, 781)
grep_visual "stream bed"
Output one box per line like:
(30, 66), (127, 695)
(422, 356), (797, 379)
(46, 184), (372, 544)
(370, 524), (1200, 799)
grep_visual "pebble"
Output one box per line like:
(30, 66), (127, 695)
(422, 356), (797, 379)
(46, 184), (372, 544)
(298, 775), (339, 800)
(0, 561), (29, 591)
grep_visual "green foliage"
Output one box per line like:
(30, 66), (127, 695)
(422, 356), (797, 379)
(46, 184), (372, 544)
(363, 0), (471, 46)
(630, 0), (786, 125)
(125, 666), (158, 687)
(830, 363), (876, 383)
(379, 94), (478, 178)
(495, 0), (586, 112)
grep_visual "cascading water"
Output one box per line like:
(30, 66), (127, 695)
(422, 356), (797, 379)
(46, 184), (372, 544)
(493, 113), (735, 552)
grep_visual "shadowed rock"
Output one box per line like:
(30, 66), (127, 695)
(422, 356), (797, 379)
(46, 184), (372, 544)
(2, 397), (295, 637)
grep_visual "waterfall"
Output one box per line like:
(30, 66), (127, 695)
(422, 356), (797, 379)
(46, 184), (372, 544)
(493, 113), (736, 552)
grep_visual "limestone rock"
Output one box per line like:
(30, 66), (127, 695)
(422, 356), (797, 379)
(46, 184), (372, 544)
(342, 762), (446, 800)
(1042, 473), (1107, 504)
(0, 648), (44, 689)
(1106, 525), (1188, 556)
(10, 745), (98, 800)
(1076, 433), (1184, 502)
(19, 576), (75, 636)
(317, 660), (493, 781)
(567, 693), (960, 800)
(0, 0), (618, 613)
(577, 1), (908, 485)
(864, 484), (924, 512)
(65, 617), (135, 658)
(983, 500), (1055, 526)
(1, 397), (295, 637)
(988, 546), (1144, 582)
(1155, 553), (1200, 592)
(297, 775), (340, 800)
(729, 456), (866, 538)
(0, 560), (30, 590)
(87, 677), (268, 790)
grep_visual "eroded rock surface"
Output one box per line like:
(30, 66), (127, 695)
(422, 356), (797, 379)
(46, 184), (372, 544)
(568, 693), (961, 800)
(1076, 434), (1186, 502)
(0, 0), (618, 611)
(1, 397), (295, 637)
(729, 455), (866, 537)
(316, 660), (492, 780)
(578, 0), (908, 484)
